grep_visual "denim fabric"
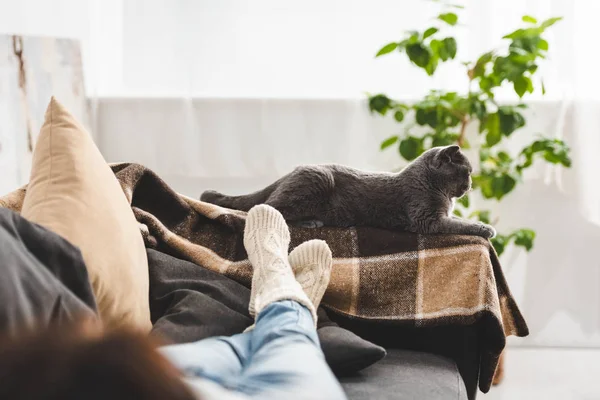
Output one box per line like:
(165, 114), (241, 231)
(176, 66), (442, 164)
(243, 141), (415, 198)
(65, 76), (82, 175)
(162, 300), (347, 400)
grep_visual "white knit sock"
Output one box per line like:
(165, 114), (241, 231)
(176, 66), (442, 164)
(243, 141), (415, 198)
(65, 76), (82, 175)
(244, 205), (316, 322)
(288, 240), (332, 311)
(246, 239), (332, 333)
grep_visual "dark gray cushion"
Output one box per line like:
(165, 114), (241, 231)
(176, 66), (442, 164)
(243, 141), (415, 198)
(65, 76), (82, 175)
(340, 349), (467, 400)
(316, 308), (386, 376)
(0, 208), (96, 335)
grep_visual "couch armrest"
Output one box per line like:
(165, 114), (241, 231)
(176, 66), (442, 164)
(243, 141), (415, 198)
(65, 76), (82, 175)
(329, 314), (481, 400)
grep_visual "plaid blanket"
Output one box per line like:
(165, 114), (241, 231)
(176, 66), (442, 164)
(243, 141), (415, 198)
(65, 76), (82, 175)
(1, 163), (528, 392)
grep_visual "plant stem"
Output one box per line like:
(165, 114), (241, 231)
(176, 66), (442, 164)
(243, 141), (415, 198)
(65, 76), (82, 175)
(457, 67), (474, 148)
(458, 116), (468, 147)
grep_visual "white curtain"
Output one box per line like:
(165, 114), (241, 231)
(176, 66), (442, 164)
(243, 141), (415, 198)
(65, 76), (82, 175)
(2, 0), (599, 349)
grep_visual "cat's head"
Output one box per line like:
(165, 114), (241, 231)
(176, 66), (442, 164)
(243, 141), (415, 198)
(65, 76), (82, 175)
(415, 145), (473, 199)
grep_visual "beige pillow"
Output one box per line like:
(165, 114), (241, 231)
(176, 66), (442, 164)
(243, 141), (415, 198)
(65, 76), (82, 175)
(22, 97), (151, 331)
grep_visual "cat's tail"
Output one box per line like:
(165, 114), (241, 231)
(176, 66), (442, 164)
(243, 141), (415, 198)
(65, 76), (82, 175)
(200, 182), (279, 211)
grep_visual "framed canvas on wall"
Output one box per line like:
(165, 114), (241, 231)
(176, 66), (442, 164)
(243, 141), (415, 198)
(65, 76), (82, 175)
(0, 35), (89, 195)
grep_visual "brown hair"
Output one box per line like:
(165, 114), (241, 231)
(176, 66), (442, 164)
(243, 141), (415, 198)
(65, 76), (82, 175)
(0, 319), (197, 400)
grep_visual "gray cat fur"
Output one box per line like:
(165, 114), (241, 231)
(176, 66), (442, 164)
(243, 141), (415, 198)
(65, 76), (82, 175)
(201, 145), (496, 238)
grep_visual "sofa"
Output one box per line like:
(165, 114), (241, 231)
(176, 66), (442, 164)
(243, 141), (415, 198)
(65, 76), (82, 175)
(0, 98), (527, 399)
(0, 206), (472, 399)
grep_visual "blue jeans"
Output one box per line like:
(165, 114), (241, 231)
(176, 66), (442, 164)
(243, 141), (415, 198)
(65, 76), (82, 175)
(161, 300), (347, 400)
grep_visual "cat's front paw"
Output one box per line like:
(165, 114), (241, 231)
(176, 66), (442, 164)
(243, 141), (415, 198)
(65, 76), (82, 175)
(293, 220), (325, 229)
(478, 223), (496, 239)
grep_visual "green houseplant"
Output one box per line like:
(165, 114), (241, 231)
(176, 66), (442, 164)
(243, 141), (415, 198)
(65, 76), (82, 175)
(368, 4), (571, 256)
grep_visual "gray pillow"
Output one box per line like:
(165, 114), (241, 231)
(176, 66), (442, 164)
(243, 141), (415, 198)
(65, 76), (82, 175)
(0, 208), (96, 335)
(317, 308), (387, 375)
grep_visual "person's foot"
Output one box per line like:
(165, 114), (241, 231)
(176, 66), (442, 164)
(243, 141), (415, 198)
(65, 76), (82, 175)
(288, 240), (332, 310)
(244, 205), (315, 322)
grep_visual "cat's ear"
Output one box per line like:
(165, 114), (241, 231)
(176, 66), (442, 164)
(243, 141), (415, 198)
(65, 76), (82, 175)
(434, 145), (461, 168)
(440, 145), (461, 163)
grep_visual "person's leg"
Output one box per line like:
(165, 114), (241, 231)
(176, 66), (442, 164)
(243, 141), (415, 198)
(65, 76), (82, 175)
(161, 205), (321, 388)
(162, 204), (314, 388)
(245, 239), (332, 332)
(160, 333), (251, 387)
(240, 300), (346, 400)
(240, 207), (345, 399)
(243, 205), (316, 321)
(166, 206), (345, 399)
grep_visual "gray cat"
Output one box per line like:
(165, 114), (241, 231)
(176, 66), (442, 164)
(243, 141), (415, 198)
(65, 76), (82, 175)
(201, 145), (495, 238)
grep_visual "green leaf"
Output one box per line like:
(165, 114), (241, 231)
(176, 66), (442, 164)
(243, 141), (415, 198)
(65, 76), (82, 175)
(538, 39), (549, 51)
(503, 29), (525, 40)
(430, 39), (445, 61)
(476, 51), (494, 65)
(522, 15), (537, 24)
(469, 97), (487, 120)
(399, 136), (423, 161)
(478, 76), (496, 93)
(453, 208), (463, 217)
(497, 151), (512, 163)
(473, 174), (494, 199)
(376, 42), (399, 57)
(425, 53), (439, 76)
(416, 108), (439, 128)
(540, 17), (562, 29)
(442, 37), (458, 59)
(470, 210), (491, 224)
(498, 108), (525, 136)
(514, 76), (529, 98)
(543, 150), (569, 165)
(484, 113), (502, 146)
(423, 27), (439, 39)
(415, 109), (427, 126)
(380, 136), (399, 150)
(369, 94), (392, 115)
(406, 31), (421, 44)
(491, 234), (508, 256)
(513, 229), (536, 251)
(491, 174), (517, 199)
(541, 79), (546, 95)
(527, 64), (539, 74)
(457, 194), (470, 208)
(406, 43), (432, 68)
(503, 26), (543, 40)
(517, 139), (571, 171)
(432, 37), (457, 61)
(438, 12), (458, 26)
(472, 51), (494, 78)
(394, 110), (405, 122)
(527, 77), (534, 93)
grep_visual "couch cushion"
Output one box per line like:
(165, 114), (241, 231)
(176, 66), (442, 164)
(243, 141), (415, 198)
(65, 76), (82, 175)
(316, 311), (386, 376)
(21, 97), (151, 331)
(0, 208), (96, 334)
(340, 349), (467, 400)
